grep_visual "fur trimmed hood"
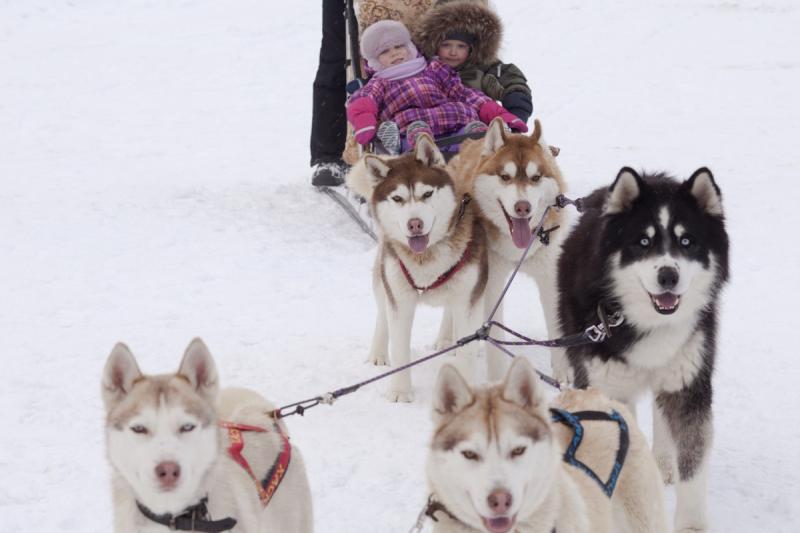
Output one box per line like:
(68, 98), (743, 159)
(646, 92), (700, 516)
(413, 0), (502, 66)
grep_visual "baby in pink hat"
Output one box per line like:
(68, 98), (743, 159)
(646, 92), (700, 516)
(348, 19), (526, 154)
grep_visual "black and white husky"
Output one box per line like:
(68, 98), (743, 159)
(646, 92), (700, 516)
(555, 167), (729, 532)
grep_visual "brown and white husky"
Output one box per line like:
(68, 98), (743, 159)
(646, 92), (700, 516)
(346, 135), (489, 402)
(444, 118), (569, 381)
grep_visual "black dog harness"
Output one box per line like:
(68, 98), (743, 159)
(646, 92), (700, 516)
(549, 408), (630, 498)
(136, 497), (237, 532)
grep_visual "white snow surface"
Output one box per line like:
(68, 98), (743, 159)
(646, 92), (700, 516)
(1, 0), (799, 531)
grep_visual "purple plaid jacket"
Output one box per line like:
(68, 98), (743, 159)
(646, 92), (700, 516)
(352, 59), (491, 136)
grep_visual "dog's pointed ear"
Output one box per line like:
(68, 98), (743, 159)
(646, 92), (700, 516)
(685, 167), (723, 216)
(364, 154), (391, 180)
(102, 342), (142, 410)
(414, 133), (446, 168)
(604, 167), (642, 215)
(345, 155), (389, 200)
(530, 119), (542, 144)
(502, 358), (547, 415)
(178, 338), (219, 402)
(482, 117), (507, 155)
(433, 364), (474, 420)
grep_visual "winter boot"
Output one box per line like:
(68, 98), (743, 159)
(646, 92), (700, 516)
(404, 120), (434, 150)
(376, 121), (401, 155)
(311, 160), (349, 187)
(463, 121), (488, 135)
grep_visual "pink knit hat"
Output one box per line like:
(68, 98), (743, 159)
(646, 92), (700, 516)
(360, 20), (418, 71)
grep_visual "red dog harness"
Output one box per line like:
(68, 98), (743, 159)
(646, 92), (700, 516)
(398, 240), (473, 293)
(219, 421), (291, 506)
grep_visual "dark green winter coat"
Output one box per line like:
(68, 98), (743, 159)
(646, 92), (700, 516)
(413, 0), (533, 122)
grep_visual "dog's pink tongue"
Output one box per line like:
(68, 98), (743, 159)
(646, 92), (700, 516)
(408, 234), (429, 254)
(510, 217), (533, 249)
(654, 293), (679, 308)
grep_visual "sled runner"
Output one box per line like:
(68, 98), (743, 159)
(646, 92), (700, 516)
(317, 184), (377, 241)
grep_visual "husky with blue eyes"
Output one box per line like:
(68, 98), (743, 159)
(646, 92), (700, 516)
(555, 167), (729, 533)
(346, 134), (489, 402)
(424, 358), (668, 533)
(101, 338), (313, 532)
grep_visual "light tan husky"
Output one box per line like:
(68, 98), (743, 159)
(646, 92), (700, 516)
(102, 338), (313, 532)
(444, 118), (569, 381)
(425, 357), (668, 533)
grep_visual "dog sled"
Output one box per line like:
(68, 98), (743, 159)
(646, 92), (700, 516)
(320, 0), (493, 241)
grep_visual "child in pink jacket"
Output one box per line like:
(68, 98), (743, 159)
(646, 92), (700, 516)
(347, 19), (525, 154)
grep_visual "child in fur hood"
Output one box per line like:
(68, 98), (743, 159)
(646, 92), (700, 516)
(347, 19), (526, 154)
(414, 0), (534, 124)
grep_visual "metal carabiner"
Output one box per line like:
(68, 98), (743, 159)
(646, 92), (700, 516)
(585, 325), (606, 343)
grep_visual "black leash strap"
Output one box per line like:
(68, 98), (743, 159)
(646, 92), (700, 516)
(276, 334), (479, 418)
(273, 195), (600, 418)
(136, 498), (237, 532)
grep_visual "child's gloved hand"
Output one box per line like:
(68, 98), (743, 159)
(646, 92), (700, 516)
(505, 115), (528, 133)
(479, 100), (529, 133)
(347, 97), (378, 145)
(354, 126), (376, 145)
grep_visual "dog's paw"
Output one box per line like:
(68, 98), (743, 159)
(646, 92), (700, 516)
(384, 389), (414, 403)
(367, 352), (389, 366)
(655, 454), (675, 485)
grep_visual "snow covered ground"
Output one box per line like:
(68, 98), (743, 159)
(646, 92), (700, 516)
(1, 0), (799, 531)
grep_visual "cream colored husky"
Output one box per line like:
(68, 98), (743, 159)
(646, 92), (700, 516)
(102, 338), (313, 532)
(425, 357), (668, 533)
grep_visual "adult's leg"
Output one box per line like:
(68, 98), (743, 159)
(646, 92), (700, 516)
(310, 0), (347, 167)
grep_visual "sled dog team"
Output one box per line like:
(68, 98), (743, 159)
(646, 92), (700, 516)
(102, 117), (728, 533)
(103, 4), (729, 533)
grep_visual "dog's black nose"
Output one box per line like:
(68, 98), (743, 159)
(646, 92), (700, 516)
(657, 266), (679, 290)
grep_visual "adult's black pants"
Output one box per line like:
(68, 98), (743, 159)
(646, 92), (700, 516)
(310, 0), (347, 166)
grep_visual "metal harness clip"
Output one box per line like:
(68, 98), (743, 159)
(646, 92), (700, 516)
(585, 324), (606, 343)
(320, 392), (336, 405)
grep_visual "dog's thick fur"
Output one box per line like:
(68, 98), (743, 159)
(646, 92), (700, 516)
(347, 135), (489, 402)
(102, 339), (313, 532)
(444, 118), (566, 380)
(426, 358), (668, 533)
(555, 167), (729, 532)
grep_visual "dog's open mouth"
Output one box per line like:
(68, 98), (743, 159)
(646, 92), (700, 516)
(650, 292), (681, 314)
(500, 202), (532, 249)
(481, 514), (516, 533)
(407, 234), (429, 254)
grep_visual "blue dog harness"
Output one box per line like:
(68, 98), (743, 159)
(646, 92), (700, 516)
(549, 408), (630, 498)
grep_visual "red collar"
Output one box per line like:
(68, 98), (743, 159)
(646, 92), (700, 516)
(398, 239), (473, 293)
(220, 421), (291, 507)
